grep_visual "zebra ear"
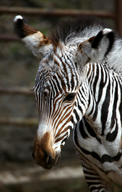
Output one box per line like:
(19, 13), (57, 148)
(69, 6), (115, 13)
(77, 28), (115, 64)
(14, 15), (52, 59)
(91, 28), (115, 57)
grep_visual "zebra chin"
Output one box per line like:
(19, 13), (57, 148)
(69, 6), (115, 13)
(32, 132), (61, 169)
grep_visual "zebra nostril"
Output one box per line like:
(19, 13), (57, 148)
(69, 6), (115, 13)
(46, 155), (52, 165)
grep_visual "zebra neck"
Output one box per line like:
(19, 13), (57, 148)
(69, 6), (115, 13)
(85, 62), (122, 137)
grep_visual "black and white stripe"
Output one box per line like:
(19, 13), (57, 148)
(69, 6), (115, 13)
(15, 15), (122, 191)
(33, 45), (122, 191)
(73, 62), (122, 191)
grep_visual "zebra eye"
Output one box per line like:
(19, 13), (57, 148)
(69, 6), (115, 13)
(63, 93), (76, 102)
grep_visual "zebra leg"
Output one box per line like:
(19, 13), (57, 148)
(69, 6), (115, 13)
(81, 160), (112, 192)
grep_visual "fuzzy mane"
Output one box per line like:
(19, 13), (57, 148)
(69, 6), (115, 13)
(49, 16), (122, 73)
(49, 16), (106, 47)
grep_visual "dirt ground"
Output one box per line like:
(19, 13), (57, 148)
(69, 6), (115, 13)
(0, 160), (88, 192)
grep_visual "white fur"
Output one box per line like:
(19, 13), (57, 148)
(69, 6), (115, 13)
(37, 121), (51, 138)
(22, 32), (53, 58)
(107, 39), (122, 72)
(102, 28), (112, 34)
(91, 35), (110, 63)
(14, 15), (23, 22)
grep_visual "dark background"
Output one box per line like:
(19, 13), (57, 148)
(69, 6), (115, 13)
(0, 0), (122, 191)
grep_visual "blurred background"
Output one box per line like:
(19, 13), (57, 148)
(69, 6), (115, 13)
(0, 0), (122, 191)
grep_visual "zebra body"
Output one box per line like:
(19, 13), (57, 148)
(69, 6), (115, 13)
(73, 62), (122, 188)
(14, 15), (122, 191)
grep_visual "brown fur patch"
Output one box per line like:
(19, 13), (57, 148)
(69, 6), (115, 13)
(41, 132), (53, 154)
(38, 34), (52, 47)
(78, 36), (95, 52)
(88, 36), (95, 43)
(23, 23), (38, 36)
(33, 132), (56, 168)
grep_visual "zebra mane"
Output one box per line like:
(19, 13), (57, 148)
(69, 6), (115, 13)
(49, 16), (106, 47)
(49, 16), (122, 73)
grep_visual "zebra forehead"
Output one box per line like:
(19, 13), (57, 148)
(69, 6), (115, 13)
(35, 65), (78, 94)
(36, 63), (62, 85)
(35, 46), (79, 92)
(35, 68), (58, 90)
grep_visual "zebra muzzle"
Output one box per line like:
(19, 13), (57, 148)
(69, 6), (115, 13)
(32, 132), (61, 169)
(32, 149), (60, 169)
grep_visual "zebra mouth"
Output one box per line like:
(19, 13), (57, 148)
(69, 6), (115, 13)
(45, 153), (61, 169)
(33, 150), (61, 169)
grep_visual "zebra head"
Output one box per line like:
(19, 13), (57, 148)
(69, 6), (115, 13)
(14, 16), (115, 169)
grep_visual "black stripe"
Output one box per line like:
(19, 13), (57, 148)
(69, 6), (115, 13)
(71, 116), (75, 124)
(80, 145), (122, 163)
(79, 88), (86, 102)
(87, 93), (91, 112)
(51, 78), (59, 94)
(79, 119), (89, 139)
(60, 57), (70, 90)
(106, 79), (118, 141)
(74, 127), (120, 172)
(119, 84), (122, 126)
(53, 74), (62, 92)
(66, 54), (78, 90)
(92, 66), (99, 121)
(93, 65), (99, 97)
(92, 105), (98, 121)
(97, 66), (106, 103)
(101, 153), (121, 163)
(84, 118), (96, 138)
(106, 123), (118, 142)
(65, 59), (73, 90)
(87, 94), (95, 116)
(73, 109), (80, 122)
(85, 176), (100, 181)
(80, 147), (101, 162)
(87, 181), (101, 185)
(101, 76), (110, 136)
(91, 31), (103, 49)
(84, 118), (101, 143)
(87, 64), (92, 79)
(73, 126), (92, 164)
(78, 103), (83, 115)
(71, 75), (75, 90)
(90, 186), (103, 191)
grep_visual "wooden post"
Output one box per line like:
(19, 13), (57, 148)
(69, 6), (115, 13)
(115, 0), (122, 36)
(0, 6), (114, 18)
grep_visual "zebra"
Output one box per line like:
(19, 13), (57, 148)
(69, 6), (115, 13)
(14, 15), (122, 192)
